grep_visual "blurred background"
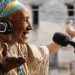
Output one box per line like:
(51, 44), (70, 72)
(19, 0), (75, 75)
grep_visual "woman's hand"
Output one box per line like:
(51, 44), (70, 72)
(1, 56), (26, 72)
(0, 43), (26, 72)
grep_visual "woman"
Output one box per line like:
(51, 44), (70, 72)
(0, 0), (61, 75)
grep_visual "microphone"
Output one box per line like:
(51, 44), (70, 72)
(53, 32), (75, 48)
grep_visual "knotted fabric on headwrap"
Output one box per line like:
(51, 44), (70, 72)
(0, 0), (25, 17)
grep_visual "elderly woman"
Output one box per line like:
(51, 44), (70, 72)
(0, 0), (61, 75)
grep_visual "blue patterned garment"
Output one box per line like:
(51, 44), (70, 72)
(0, 0), (25, 17)
(17, 66), (26, 75)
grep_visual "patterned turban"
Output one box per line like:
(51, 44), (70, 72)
(0, 0), (25, 17)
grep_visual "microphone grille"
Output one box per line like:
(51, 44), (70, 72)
(53, 32), (70, 46)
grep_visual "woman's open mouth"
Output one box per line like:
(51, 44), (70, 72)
(22, 31), (29, 38)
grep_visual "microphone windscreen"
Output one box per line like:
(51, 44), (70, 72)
(53, 32), (70, 46)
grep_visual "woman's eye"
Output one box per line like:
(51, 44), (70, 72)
(24, 19), (28, 23)
(20, 17), (29, 24)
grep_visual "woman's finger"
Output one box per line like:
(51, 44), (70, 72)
(2, 43), (8, 57)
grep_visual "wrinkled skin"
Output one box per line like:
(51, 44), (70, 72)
(0, 8), (32, 72)
(8, 8), (32, 44)
(0, 8), (61, 73)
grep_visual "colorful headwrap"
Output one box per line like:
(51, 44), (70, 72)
(0, 0), (25, 17)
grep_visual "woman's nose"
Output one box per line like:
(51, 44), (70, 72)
(27, 23), (32, 30)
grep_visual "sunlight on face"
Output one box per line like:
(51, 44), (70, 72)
(11, 8), (32, 44)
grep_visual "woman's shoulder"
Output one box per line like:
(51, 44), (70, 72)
(27, 43), (49, 58)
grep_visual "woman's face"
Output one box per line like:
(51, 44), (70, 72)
(11, 9), (32, 44)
